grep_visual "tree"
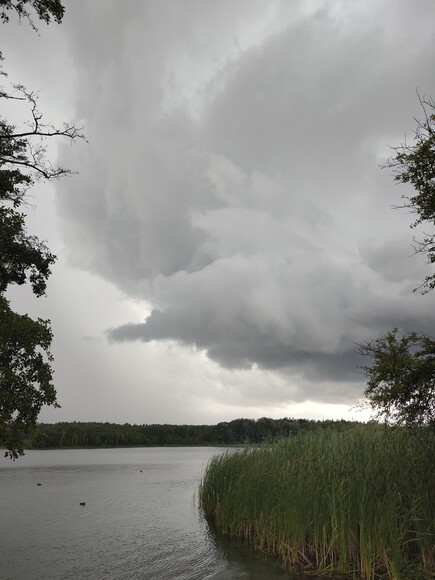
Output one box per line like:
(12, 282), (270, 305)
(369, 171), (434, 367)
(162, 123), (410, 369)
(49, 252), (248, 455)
(385, 94), (435, 293)
(358, 329), (435, 429)
(0, 49), (84, 458)
(358, 97), (435, 429)
(0, 297), (57, 456)
(0, 0), (64, 28)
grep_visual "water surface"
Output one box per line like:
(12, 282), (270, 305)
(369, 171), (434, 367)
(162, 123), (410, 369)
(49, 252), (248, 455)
(0, 447), (297, 579)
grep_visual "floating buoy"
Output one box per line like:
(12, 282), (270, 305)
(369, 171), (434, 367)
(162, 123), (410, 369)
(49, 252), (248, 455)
(140, 470), (143, 473)
(79, 501), (86, 506)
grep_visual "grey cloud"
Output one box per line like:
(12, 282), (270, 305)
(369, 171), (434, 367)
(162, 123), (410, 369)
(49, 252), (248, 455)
(106, 249), (435, 384)
(361, 236), (428, 284)
(110, 312), (362, 384)
(55, 0), (435, 404)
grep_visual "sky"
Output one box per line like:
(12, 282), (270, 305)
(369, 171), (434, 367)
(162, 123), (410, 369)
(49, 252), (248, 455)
(2, 0), (435, 425)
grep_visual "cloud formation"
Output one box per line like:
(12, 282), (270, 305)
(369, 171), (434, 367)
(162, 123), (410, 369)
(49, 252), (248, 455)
(54, 0), (435, 406)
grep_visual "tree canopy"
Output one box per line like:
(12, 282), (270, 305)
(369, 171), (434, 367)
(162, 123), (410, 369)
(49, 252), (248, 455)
(7, 417), (362, 450)
(359, 96), (435, 428)
(0, 35), (83, 457)
(385, 95), (435, 293)
(0, 0), (64, 28)
(358, 329), (435, 429)
(0, 298), (57, 456)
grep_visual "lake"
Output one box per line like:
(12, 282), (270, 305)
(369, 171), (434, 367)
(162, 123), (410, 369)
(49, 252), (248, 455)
(0, 447), (299, 579)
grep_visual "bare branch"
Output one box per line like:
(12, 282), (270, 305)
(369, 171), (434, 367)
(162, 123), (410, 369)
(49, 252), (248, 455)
(0, 84), (86, 142)
(1, 156), (75, 179)
(0, 81), (86, 184)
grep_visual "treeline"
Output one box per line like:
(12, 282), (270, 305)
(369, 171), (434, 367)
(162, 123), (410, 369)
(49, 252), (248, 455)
(19, 418), (363, 449)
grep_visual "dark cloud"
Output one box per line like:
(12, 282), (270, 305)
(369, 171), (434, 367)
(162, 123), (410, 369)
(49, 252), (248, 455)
(109, 312), (362, 384)
(360, 235), (427, 284)
(53, 0), (435, 404)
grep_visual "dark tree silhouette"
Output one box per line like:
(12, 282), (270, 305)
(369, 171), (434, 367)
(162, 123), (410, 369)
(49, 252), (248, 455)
(385, 94), (435, 293)
(0, 30), (85, 457)
(358, 329), (435, 429)
(0, 0), (64, 29)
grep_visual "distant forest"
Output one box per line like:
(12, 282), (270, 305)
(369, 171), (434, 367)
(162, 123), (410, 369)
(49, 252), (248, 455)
(13, 418), (366, 449)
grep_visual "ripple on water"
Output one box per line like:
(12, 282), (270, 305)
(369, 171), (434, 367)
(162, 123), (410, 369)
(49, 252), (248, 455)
(0, 448), (299, 579)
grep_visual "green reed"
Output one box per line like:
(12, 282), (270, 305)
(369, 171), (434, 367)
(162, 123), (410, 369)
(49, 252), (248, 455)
(199, 426), (434, 579)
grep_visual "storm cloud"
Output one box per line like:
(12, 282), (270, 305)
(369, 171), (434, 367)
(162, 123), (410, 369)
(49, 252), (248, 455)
(46, 0), (435, 408)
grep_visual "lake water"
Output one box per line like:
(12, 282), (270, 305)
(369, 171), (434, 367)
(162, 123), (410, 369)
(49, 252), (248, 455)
(0, 447), (298, 579)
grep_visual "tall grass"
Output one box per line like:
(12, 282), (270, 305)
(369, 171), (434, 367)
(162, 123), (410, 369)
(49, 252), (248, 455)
(199, 426), (434, 579)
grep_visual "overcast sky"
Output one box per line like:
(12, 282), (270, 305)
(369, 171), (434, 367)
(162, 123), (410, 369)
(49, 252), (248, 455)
(3, 0), (435, 425)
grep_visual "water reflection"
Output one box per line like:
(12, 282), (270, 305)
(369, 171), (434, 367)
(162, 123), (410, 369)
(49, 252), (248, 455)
(0, 448), (325, 579)
(209, 528), (294, 579)
(203, 516), (327, 579)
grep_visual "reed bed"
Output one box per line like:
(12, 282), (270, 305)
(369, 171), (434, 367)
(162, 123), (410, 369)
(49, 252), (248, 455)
(199, 426), (434, 579)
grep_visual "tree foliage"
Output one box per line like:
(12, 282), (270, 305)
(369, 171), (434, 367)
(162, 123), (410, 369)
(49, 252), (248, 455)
(358, 329), (435, 429)
(385, 94), (435, 293)
(12, 417), (360, 450)
(0, 0), (64, 28)
(0, 296), (57, 457)
(0, 45), (83, 458)
(0, 207), (55, 296)
(359, 97), (435, 428)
